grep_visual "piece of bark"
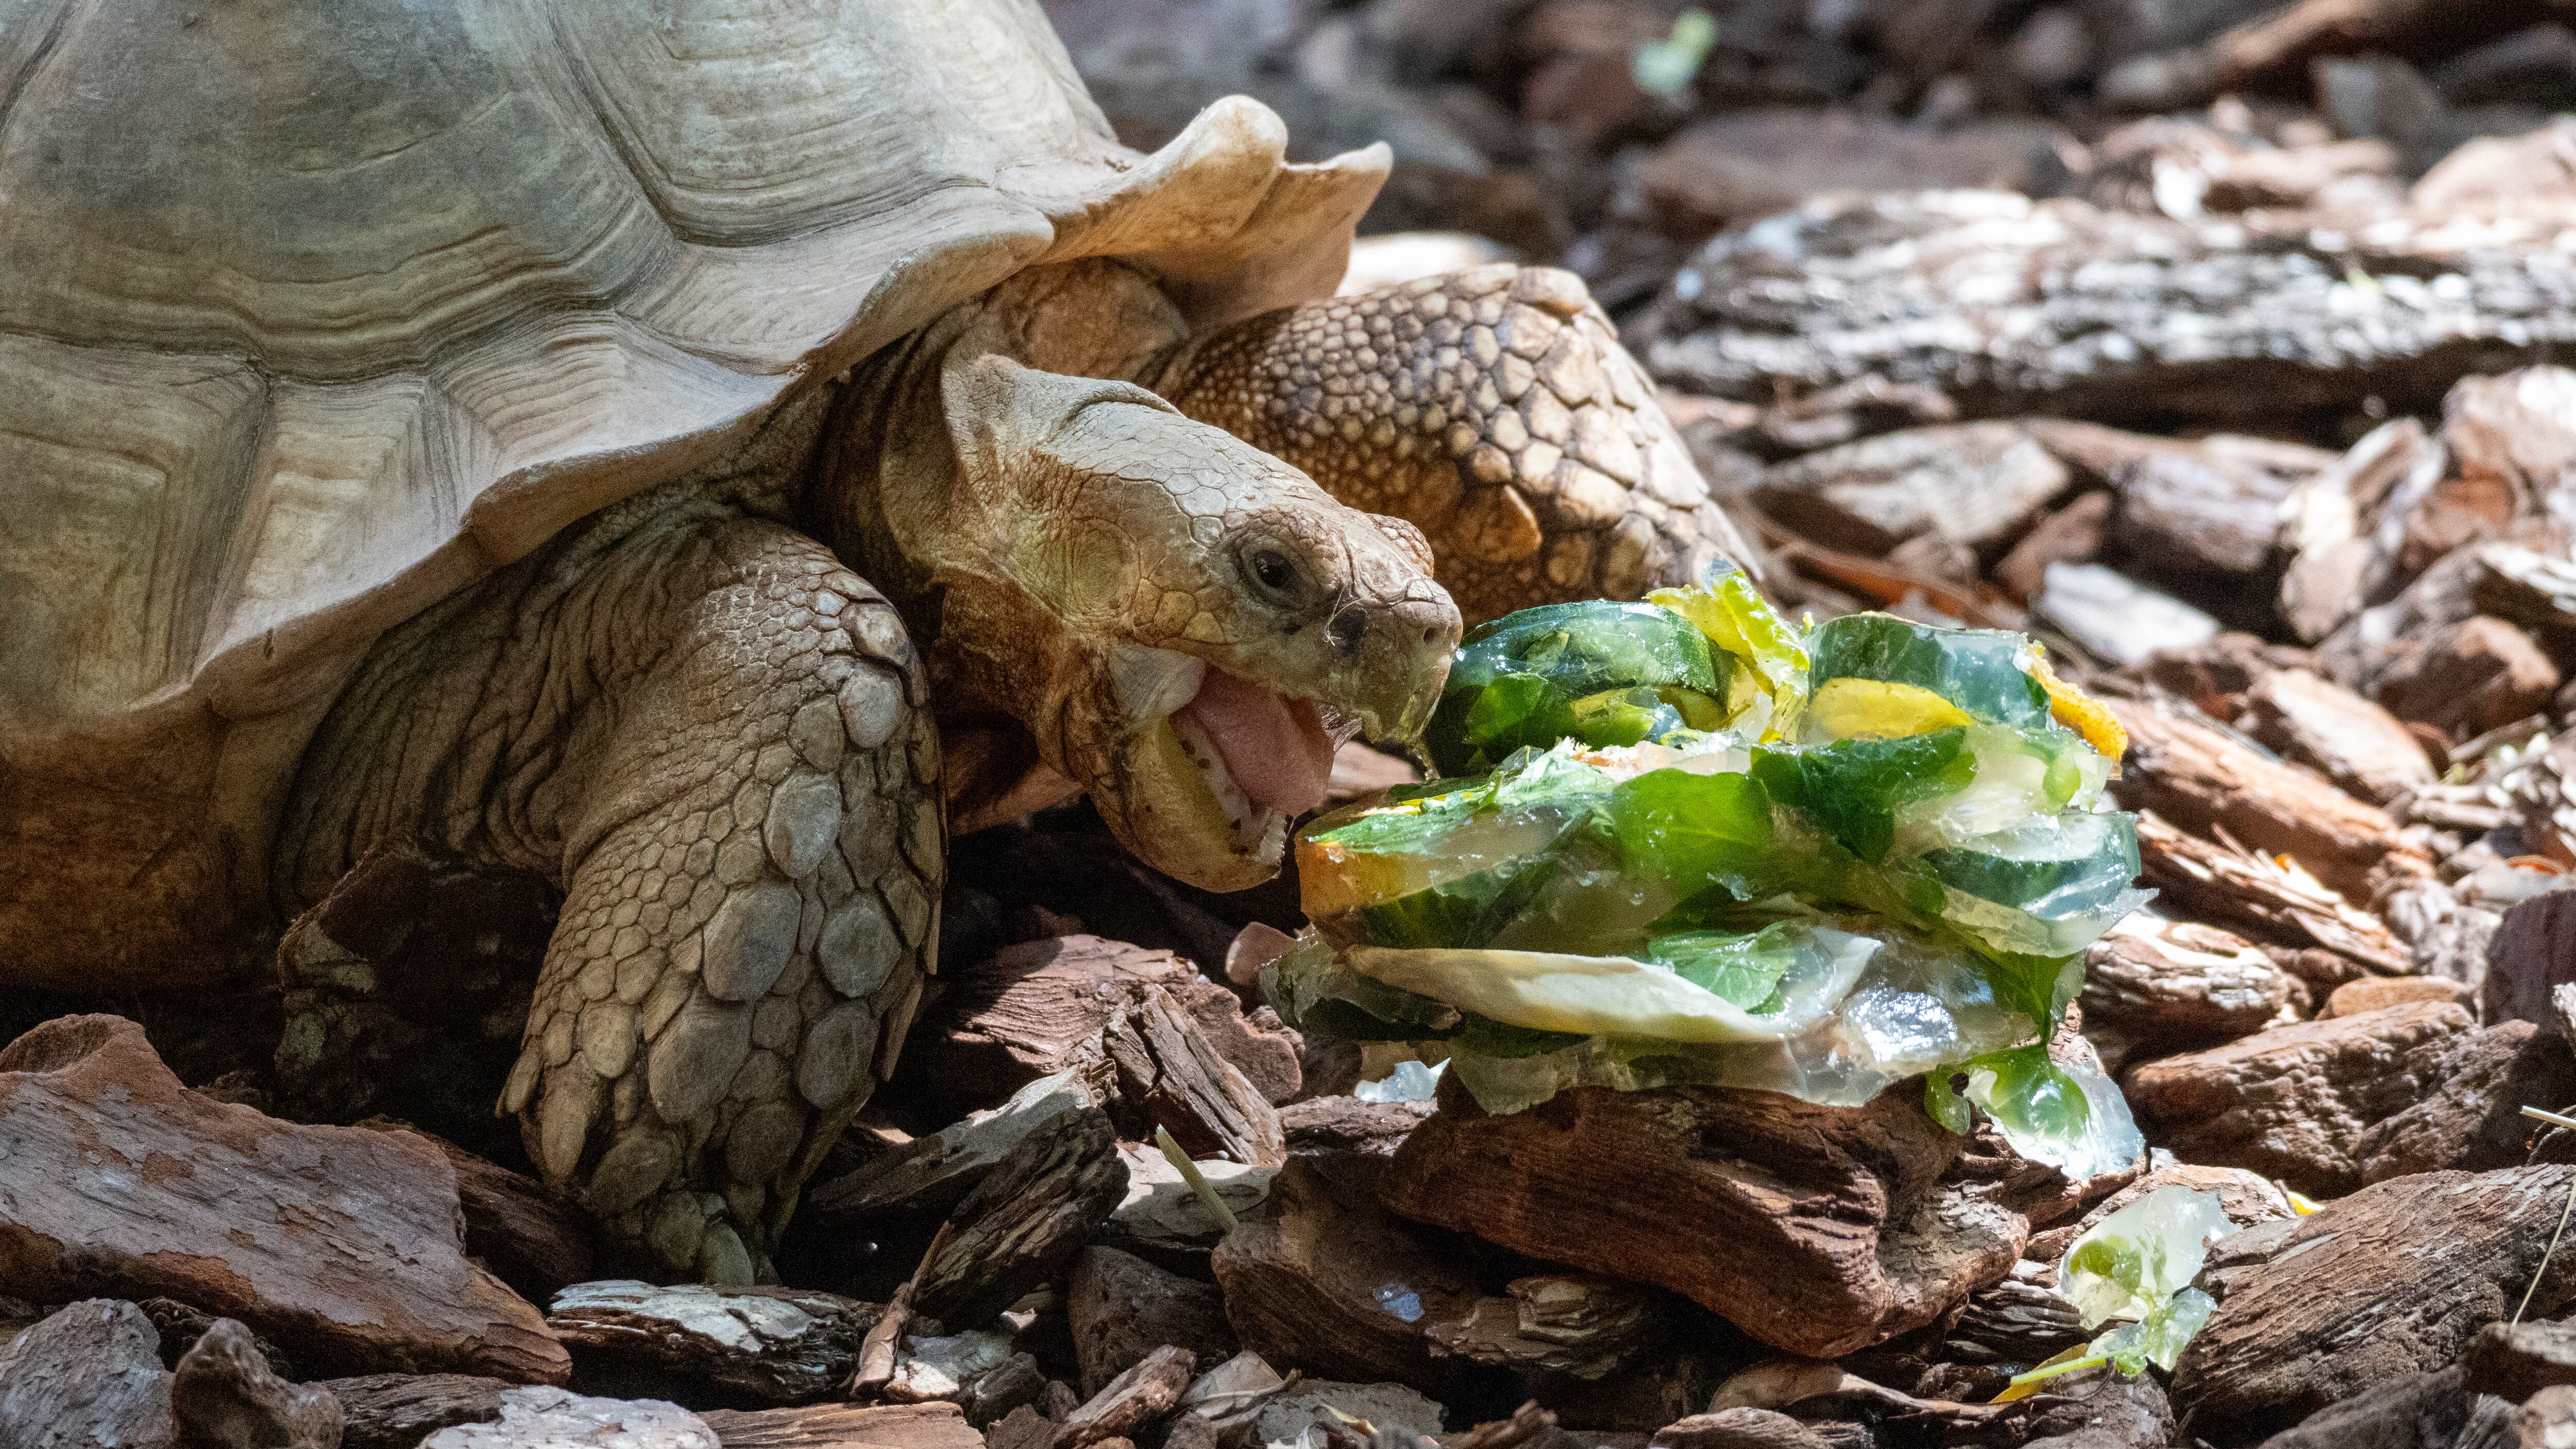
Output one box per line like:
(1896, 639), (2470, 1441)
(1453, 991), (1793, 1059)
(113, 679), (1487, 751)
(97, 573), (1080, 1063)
(2078, 915), (2301, 1070)
(2278, 419), (2450, 646)
(2240, 669), (2439, 807)
(1247, 1381), (1446, 1445)
(1752, 423), (2070, 557)
(172, 1318), (343, 1449)
(1650, 1408), (1834, 1449)
(1210, 1157), (1494, 1395)
(2376, 616), (2563, 741)
(988, 1403), (1055, 1449)
(1636, 190), (2576, 425)
(1098, 1141), (1275, 1265)
(420, 1386), (717, 1447)
(912, 1106), (1128, 1330)
(2250, 1366), (2487, 1449)
(2357, 1021), (2576, 1184)
(2120, 631), (2308, 721)
(546, 1281), (880, 1406)
(2485, 889), (2576, 1028)
(1425, 1274), (1674, 1382)
(1990, 492), (2113, 605)
(1378, 1081), (2024, 1359)
(1276, 1095), (1432, 1201)
(1050, 1345), (1194, 1449)
(879, 1331), (1029, 1417)
(2031, 562), (2221, 665)
(1068, 1248), (1235, 1399)
(355, 1120), (594, 1302)
(1633, 111), (2070, 242)
(2122, 1001), (2476, 1196)
(142, 1298), (295, 1380)
(698, 1400), (984, 1449)
(2108, 449), (2290, 577)
(897, 937), (1194, 1110)
(2173, 1165), (2576, 1443)
(0, 1015), (567, 1383)
(809, 1072), (1093, 1224)
(2474, 544), (2576, 652)
(2131, 811), (2412, 977)
(0, 1299), (175, 1449)
(2464, 1320), (2576, 1404)
(2106, 691), (2428, 900)
(1941, 1273), (2089, 1368)
(1101, 988), (1284, 1169)
(1171, 995), (1300, 1109)
(320, 1375), (514, 1449)
(2324, 975), (2478, 1016)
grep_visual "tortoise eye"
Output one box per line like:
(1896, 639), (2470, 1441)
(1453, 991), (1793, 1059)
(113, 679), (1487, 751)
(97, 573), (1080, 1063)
(1250, 549), (1295, 594)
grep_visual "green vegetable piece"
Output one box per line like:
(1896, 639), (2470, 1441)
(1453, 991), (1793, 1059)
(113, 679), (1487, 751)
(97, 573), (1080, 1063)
(1450, 1015), (1594, 1058)
(1753, 729), (1977, 863)
(2056, 1185), (2234, 1376)
(1602, 768), (1779, 904)
(1261, 933), (1462, 1042)
(1641, 924), (1809, 1013)
(1426, 603), (1721, 773)
(1807, 613), (2050, 730)
(1567, 687), (1691, 749)
(1918, 813), (2142, 921)
(1651, 572), (1809, 740)
(1356, 849), (1565, 949)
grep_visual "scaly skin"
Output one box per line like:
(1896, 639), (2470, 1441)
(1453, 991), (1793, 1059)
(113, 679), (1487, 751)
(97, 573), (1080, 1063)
(283, 269), (1461, 1281)
(276, 256), (1724, 1282)
(1152, 263), (1749, 624)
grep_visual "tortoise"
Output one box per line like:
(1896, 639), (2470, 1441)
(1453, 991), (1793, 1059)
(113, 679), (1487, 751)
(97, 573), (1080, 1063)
(0, 0), (1747, 1281)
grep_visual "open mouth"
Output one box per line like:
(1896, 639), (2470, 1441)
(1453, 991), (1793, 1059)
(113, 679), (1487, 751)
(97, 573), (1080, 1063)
(1170, 668), (1335, 861)
(1113, 643), (1335, 868)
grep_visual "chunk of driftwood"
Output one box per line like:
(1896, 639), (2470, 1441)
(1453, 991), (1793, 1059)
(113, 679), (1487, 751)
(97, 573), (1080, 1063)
(2106, 691), (2428, 900)
(2123, 1001), (2475, 1196)
(319, 1374), (514, 1449)
(171, 1318), (343, 1449)
(2131, 812), (2411, 978)
(2249, 1367), (2486, 1449)
(546, 1281), (880, 1405)
(1068, 1248), (1235, 1397)
(2078, 915), (2301, 1071)
(419, 1386), (716, 1447)
(1635, 189), (2576, 425)
(0, 1300), (174, 1449)
(912, 1106), (1128, 1330)
(356, 1120), (594, 1302)
(807, 1073), (1093, 1224)
(697, 1400), (986, 1449)
(1277, 1096), (1432, 1198)
(1378, 1083), (2024, 1359)
(0, 1015), (567, 1383)
(2173, 1166), (2576, 1442)
(1051, 1345), (1195, 1449)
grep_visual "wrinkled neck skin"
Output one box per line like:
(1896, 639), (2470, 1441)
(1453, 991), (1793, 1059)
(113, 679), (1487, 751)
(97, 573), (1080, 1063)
(809, 259), (1458, 889)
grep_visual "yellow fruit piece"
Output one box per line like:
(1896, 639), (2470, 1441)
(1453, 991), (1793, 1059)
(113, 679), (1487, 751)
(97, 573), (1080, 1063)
(1805, 677), (1975, 740)
(2023, 646), (2128, 761)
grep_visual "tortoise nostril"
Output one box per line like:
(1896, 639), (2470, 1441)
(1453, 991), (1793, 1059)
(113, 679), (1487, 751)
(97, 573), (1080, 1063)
(1327, 607), (1366, 655)
(1422, 625), (1436, 643)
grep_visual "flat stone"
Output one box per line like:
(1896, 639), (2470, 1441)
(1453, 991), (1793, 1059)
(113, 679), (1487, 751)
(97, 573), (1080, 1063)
(0, 1015), (567, 1382)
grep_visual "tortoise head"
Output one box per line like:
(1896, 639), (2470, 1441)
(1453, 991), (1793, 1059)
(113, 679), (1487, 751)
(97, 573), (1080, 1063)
(907, 354), (1459, 890)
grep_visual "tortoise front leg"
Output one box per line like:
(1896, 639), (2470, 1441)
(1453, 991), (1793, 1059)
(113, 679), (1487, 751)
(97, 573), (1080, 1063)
(494, 522), (939, 1284)
(284, 508), (937, 1284)
(1150, 263), (1752, 624)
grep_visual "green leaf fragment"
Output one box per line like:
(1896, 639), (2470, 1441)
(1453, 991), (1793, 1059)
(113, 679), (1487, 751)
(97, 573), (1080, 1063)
(2054, 1186), (2234, 1376)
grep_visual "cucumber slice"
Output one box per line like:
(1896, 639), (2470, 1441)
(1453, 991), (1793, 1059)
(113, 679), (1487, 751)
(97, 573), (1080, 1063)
(1806, 613), (2051, 733)
(1427, 602), (1724, 773)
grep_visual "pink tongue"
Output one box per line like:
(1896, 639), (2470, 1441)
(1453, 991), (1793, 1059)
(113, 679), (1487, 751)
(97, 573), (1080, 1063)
(1180, 669), (1335, 817)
